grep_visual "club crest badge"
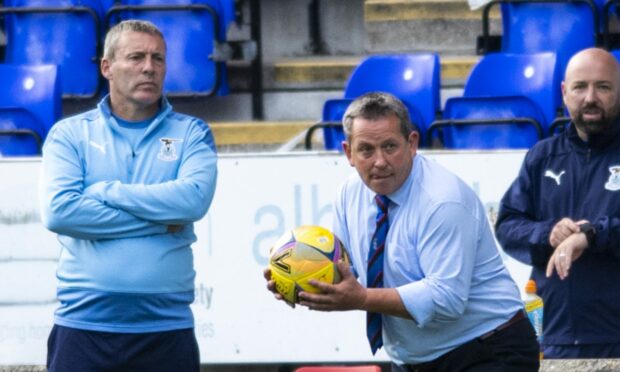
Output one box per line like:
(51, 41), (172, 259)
(158, 138), (183, 161)
(605, 166), (620, 191)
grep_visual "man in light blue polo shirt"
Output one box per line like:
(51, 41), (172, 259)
(40, 20), (217, 371)
(275, 92), (538, 371)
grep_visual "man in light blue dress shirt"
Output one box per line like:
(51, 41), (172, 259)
(293, 92), (539, 371)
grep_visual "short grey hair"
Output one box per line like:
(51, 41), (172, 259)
(103, 19), (166, 60)
(342, 92), (413, 141)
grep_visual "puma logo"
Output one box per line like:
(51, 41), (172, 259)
(89, 140), (106, 155)
(544, 170), (565, 185)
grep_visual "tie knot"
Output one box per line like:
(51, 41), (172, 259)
(375, 194), (390, 212)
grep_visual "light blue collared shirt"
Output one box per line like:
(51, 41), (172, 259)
(333, 154), (523, 364)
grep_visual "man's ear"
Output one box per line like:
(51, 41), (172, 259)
(343, 140), (354, 167)
(561, 81), (567, 106)
(101, 58), (112, 80)
(408, 131), (419, 151)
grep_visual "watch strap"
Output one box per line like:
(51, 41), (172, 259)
(579, 222), (596, 247)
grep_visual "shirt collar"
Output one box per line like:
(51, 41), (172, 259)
(98, 94), (172, 120)
(98, 94), (172, 135)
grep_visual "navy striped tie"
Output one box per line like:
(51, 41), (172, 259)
(367, 194), (390, 354)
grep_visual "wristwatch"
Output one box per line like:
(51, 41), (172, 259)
(579, 222), (596, 247)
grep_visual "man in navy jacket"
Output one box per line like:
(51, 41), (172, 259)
(496, 47), (620, 358)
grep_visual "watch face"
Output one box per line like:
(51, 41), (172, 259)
(579, 222), (596, 245)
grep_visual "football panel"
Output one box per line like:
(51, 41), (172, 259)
(270, 268), (297, 304)
(269, 232), (296, 257)
(269, 243), (296, 277)
(296, 262), (336, 294)
(285, 242), (333, 280)
(293, 225), (336, 254)
(331, 236), (350, 265)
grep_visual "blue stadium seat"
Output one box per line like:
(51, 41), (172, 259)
(218, 0), (236, 33)
(1, 0), (103, 99)
(434, 96), (545, 149)
(479, 0), (598, 73)
(320, 98), (353, 151)
(428, 52), (561, 149)
(0, 64), (62, 156)
(464, 52), (561, 127)
(602, 0), (620, 47)
(344, 54), (440, 143)
(106, 0), (235, 97)
(549, 116), (571, 136)
(312, 53), (440, 150)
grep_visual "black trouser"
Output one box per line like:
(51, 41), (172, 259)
(392, 317), (539, 372)
(47, 325), (200, 372)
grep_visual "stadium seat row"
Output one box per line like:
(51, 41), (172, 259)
(307, 52), (559, 151)
(0, 0), (238, 156)
(5, 0), (620, 155)
(1, 0), (237, 98)
(308, 0), (620, 150)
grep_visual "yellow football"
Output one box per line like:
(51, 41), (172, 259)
(269, 225), (349, 304)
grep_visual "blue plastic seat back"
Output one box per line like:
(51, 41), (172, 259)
(440, 96), (545, 149)
(501, 2), (596, 72)
(593, 0), (607, 14)
(320, 97), (426, 151)
(464, 52), (561, 130)
(0, 109), (44, 155)
(110, 0), (231, 96)
(343, 54), (441, 142)
(218, 0), (236, 34)
(117, 0), (233, 40)
(100, 0), (117, 11)
(0, 64), (61, 155)
(612, 49), (620, 63)
(321, 98), (352, 151)
(3, 0), (102, 97)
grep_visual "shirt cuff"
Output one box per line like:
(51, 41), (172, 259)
(396, 280), (434, 327)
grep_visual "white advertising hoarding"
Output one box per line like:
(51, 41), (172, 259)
(0, 151), (530, 364)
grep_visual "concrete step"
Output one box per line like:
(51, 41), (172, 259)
(211, 120), (312, 145)
(364, 0), (497, 22)
(363, 0), (501, 55)
(210, 120), (315, 152)
(269, 54), (480, 90)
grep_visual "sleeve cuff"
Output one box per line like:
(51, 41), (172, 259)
(588, 218), (607, 253)
(397, 281), (434, 327)
(528, 220), (555, 265)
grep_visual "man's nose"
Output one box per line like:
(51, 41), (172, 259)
(142, 56), (155, 74)
(584, 86), (597, 103)
(374, 150), (388, 167)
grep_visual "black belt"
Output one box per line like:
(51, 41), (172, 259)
(478, 309), (526, 341)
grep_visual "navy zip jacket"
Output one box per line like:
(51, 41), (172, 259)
(496, 123), (620, 346)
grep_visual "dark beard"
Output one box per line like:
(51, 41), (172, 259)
(573, 105), (615, 136)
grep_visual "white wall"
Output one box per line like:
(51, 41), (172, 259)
(0, 151), (531, 364)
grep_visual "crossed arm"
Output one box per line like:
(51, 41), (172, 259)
(496, 160), (620, 279)
(545, 218), (589, 279)
(40, 124), (217, 240)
